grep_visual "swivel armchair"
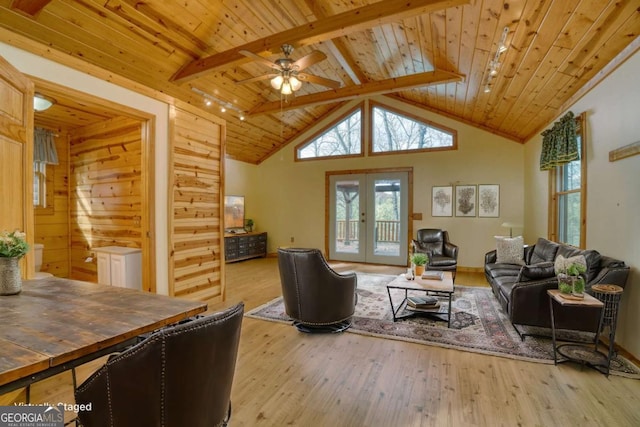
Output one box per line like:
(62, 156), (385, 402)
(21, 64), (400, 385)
(412, 228), (459, 281)
(74, 303), (244, 427)
(277, 248), (357, 333)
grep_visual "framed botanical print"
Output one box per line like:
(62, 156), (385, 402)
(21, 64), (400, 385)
(431, 186), (453, 217)
(478, 184), (500, 217)
(455, 185), (476, 217)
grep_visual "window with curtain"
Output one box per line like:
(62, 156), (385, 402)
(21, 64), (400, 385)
(33, 128), (59, 209)
(547, 112), (586, 247)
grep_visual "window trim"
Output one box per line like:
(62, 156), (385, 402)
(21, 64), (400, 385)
(34, 162), (55, 215)
(294, 103), (365, 162)
(548, 112), (586, 248)
(367, 101), (457, 156)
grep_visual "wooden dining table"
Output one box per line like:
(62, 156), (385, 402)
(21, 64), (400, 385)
(0, 277), (207, 395)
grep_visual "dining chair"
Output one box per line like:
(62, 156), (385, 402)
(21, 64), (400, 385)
(74, 303), (244, 427)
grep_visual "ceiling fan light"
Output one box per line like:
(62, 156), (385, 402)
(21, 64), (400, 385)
(270, 75), (284, 90)
(289, 76), (302, 91)
(33, 93), (55, 112)
(281, 81), (293, 95)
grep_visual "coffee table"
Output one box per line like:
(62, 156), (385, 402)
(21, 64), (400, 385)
(386, 271), (454, 326)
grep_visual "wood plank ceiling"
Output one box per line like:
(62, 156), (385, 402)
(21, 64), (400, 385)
(1, 0), (639, 164)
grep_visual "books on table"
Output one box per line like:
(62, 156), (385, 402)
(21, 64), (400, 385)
(406, 295), (440, 310)
(421, 270), (444, 280)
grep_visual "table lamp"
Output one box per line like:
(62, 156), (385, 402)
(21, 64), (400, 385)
(501, 222), (522, 238)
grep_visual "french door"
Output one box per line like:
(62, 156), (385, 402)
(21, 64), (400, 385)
(329, 171), (409, 265)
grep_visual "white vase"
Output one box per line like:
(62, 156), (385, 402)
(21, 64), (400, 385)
(0, 257), (22, 295)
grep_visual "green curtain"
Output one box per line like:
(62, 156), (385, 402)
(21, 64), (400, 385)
(539, 111), (579, 171)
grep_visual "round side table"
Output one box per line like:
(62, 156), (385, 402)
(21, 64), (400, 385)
(591, 284), (623, 376)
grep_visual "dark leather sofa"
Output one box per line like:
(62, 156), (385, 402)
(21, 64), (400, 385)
(484, 237), (630, 339)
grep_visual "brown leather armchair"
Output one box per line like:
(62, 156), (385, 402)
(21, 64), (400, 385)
(277, 248), (357, 333)
(74, 303), (244, 427)
(412, 228), (459, 280)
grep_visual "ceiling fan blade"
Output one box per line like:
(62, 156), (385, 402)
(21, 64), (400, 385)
(298, 73), (341, 89)
(293, 50), (327, 71)
(235, 74), (278, 85)
(239, 50), (279, 69)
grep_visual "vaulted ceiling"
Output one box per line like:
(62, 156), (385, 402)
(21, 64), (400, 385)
(1, 0), (638, 164)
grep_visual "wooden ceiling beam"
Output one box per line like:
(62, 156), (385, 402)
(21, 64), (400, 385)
(248, 70), (464, 116)
(303, 0), (366, 86)
(10, 0), (52, 17)
(170, 0), (470, 83)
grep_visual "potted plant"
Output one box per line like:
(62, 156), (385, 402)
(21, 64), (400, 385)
(410, 253), (428, 276)
(0, 230), (29, 295)
(245, 219), (254, 232)
(558, 262), (587, 298)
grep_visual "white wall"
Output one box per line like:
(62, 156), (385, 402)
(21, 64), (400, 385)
(0, 42), (172, 295)
(227, 96), (525, 268)
(524, 50), (640, 358)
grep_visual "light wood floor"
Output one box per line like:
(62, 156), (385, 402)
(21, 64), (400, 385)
(3, 258), (640, 426)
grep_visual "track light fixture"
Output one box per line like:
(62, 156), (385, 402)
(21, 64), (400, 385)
(483, 26), (510, 93)
(191, 87), (246, 121)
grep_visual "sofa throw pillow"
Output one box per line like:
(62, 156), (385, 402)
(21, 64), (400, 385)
(495, 236), (525, 265)
(516, 262), (555, 282)
(554, 254), (587, 275)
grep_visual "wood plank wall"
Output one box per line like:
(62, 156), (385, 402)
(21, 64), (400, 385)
(69, 116), (142, 282)
(0, 55), (34, 277)
(169, 106), (224, 301)
(34, 133), (69, 277)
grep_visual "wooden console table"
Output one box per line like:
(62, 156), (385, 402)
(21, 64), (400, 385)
(225, 231), (267, 263)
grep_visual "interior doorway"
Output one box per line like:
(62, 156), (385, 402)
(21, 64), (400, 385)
(328, 169), (411, 266)
(31, 77), (157, 291)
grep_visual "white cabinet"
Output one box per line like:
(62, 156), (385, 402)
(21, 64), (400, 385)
(94, 246), (142, 290)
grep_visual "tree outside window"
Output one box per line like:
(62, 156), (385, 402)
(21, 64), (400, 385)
(371, 104), (455, 153)
(296, 107), (363, 160)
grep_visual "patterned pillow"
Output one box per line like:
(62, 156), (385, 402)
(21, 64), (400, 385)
(495, 236), (525, 265)
(554, 254), (587, 275)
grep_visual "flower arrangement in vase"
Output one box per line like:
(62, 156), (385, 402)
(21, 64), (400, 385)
(0, 230), (29, 295)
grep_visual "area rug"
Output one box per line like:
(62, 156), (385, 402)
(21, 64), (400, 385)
(246, 273), (640, 379)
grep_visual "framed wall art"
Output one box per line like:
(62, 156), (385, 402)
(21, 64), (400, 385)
(478, 184), (500, 217)
(455, 185), (476, 217)
(431, 186), (453, 217)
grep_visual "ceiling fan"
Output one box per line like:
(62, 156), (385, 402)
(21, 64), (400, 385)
(236, 44), (341, 94)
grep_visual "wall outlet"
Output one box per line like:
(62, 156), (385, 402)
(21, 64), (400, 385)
(290, 236), (294, 243)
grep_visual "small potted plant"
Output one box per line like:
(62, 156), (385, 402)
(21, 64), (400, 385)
(0, 230), (29, 295)
(410, 253), (428, 276)
(245, 219), (254, 232)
